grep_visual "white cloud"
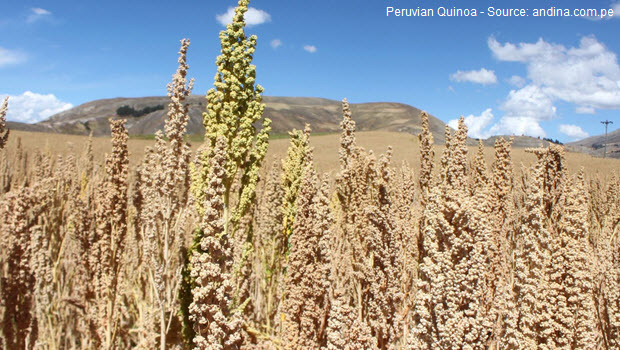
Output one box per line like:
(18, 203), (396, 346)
(303, 45), (317, 53)
(216, 7), (271, 27)
(0, 47), (26, 67)
(583, 1), (620, 21)
(575, 106), (596, 114)
(27, 7), (52, 23)
(448, 108), (495, 139)
(508, 75), (526, 87)
(489, 36), (620, 110)
(450, 68), (497, 85)
(488, 37), (560, 62)
(446, 86), (555, 138)
(484, 35), (620, 138)
(613, 1), (620, 18)
(485, 85), (556, 138)
(270, 39), (282, 49)
(489, 116), (547, 138)
(0, 91), (73, 123)
(501, 85), (557, 121)
(559, 124), (589, 140)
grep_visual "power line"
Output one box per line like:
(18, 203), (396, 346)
(601, 120), (613, 158)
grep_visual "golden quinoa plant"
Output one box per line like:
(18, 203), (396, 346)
(134, 38), (194, 350)
(410, 117), (495, 349)
(329, 99), (404, 349)
(281, 158), (332, 349)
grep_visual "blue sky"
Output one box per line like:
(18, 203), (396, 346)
(1, 0), (620, 141)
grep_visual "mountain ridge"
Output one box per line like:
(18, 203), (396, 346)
(25, 95), (452, 143)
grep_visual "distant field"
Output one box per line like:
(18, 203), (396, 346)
(6, 130), (619, 177)
(129, 131), (335, 142)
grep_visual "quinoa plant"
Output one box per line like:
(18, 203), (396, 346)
(262, 125), (312, 333)
(134, 39), (194, 350)
(0, 97), (8, 150)
(190, 0), (271, 226)
(183, 0), (271, 347)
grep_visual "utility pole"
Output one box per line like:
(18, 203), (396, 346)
(601, 120), (613, 158)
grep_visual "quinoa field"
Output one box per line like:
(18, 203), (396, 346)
(1, 1), (619, 349)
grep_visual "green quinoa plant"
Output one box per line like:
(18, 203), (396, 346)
(190, 0), (271, 227)
(182, 0), (271, 347)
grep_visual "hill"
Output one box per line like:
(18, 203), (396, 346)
(33, 96), (451, 143)
(6, 121), (54, 133)
(18, 95), (612, 156)
(566, 127), (620, 159)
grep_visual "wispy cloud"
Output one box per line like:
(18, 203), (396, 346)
(303, 45), (317, 53)
(575, 106), (596, 114)
(270, 39), (282, 49)
(27, 7), (52, 23)
(0, 91), (72, 123)
(450, 68), (497, 85)
(216, 7), (271, 27)
(0, 47), (26, 67)
(507, 75), (526, 87)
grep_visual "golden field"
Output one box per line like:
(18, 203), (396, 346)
(2, 112), (620, 349)
(6, 129), (619, 177)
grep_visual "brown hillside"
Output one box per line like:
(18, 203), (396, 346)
(567, 127), (620, 159)
(34, 96), (450, 143)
